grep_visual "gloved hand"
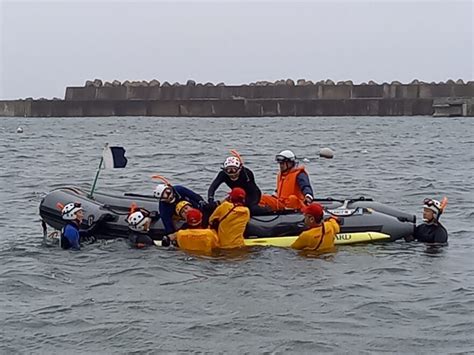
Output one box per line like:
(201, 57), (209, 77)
(149, 210), (160, 221)
(304, 194), (314, 205)
(198, 200), (208, 209)
(161, 235), (171, 247)
(207, 198), (218, 210)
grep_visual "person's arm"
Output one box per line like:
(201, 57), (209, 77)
(208, 172), (225, 202)
(176, 186), (205, 206)
(297, 172), (314, 200)
(160, 202), (176, 234)
(327, 218), (341, 235)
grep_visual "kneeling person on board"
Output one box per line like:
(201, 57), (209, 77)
(60, 202), (111, 250)
(259, 150), (314, 211)
(173, 208), (219, 253)
(153, 183), (207, 236)
(126, 209), (157, 248)
(209, 187), (250, 249)
(291, 202), (340, 252)
(406, 198), (448, 244)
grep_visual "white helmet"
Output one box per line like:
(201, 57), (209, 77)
(127, 211), (151, 232)
(423, 198), (441, 217)
(276, 150), (296, 163)
(223, 156), (242, 169)
(153, 184), (171, 199)
(61, 202), (84, 221)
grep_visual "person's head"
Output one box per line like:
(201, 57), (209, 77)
(175, 200), (192, 219)
(302, 202), (324, 227)
(423, 198), (442, 223)
(275, 150), (296, 173)
(222, 156), (242, 181)
(228, 187), (246, 205)
(61, 202), (84, 223)
(127, 210), (152, 232)
(153, 184), (175, 203)
(186, 208), (203, 228)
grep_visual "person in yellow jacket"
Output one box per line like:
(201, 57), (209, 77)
(259, 149), (314, 211)
(174, 208), (219, 254)
(291, 202), (340, 253)
(209, 187), (250, 249)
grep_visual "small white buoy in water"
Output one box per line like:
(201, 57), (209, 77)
(16, 126), (24, 133)
(319, 147), (334, 159)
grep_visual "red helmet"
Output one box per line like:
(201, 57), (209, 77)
(229, 187), (246, 203)
(302, 202), (324, 221)
(186, 208), (203, 227)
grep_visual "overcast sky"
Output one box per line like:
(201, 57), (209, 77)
(1, 0), (473, 99)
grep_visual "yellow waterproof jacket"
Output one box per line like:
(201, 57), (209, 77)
(291, 218), (340, 252)
(209, 201), (250, 249)
(176, 228), (219, 254)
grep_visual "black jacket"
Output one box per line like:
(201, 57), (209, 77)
(414, 222), (448, 244)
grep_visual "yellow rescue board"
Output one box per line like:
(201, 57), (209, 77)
(244, 231), (391, 248)
(153, 232), (390, 248)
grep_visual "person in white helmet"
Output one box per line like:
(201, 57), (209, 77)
(60, 202), (112, 250)
(406, 198), (448, 244)
(208, 155), (266, 215)
(126, 208), (156, 248)
(259, 149), (314, 211)
(153, 183), (207, 236)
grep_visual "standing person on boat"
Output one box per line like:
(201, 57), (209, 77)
(126, 208), (157, 248)
(291, 202), (340, 252)
(60, 202), (111, 250)
(172, 208), (219, 254)
(153, 182), (207, 236)
(208, 151), (267, 215)
(209, 187), (250, 249)
(259, 149), (314, 211)
(406, 198), (448, 244)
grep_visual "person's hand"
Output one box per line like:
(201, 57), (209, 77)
(404, 235), (414, 242)
(198, 200), (208, 209)
(304, 194), (314, 205)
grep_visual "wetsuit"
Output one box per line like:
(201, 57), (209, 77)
(159, 185), (206, 235)
(128, 232), (154, 248)
(208, 167), (264, 215)
(61, 221), (98, 250)
(414, 222), (448, 244)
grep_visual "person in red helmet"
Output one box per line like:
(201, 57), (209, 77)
(209, 187), (250, 248)
(291, 202), (340, 253)
(173, 208), (219, 254)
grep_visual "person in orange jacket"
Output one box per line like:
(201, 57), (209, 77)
(173, 208), (219, 254)
(259, 149), (314, 211)
(209, 187), (250, 249)
(291, 202), (340, 253)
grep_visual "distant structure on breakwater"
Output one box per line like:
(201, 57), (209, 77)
(1, 79), (473, 117)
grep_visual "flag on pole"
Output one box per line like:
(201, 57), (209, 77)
(102, 146), (128, 169)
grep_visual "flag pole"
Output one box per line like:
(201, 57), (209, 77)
(88, 144), (108, 199)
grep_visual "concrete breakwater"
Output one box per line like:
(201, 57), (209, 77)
(1, 79), (473, 117)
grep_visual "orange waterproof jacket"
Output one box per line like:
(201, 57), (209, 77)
(277, 166), (307, 203)
(209, 200), (250, 249)
(291, 218), (340, 252)
(176, 228), (219, 253)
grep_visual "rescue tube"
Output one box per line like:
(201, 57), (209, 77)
(39, 187), (415, 243)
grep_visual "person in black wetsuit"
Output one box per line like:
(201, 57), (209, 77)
(208, 155), (269, 215)
(126, 208), (158, 248)
(406, 198), (448, 244)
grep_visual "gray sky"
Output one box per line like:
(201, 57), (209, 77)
(1, 0), (473, 99)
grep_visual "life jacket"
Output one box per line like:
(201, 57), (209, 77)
(209, 200), (250, 249)
(176, 228), (219, 254)
(291, 218), (340, 252)
(276, 166), (307, 203)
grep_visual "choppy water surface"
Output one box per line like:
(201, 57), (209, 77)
(0, 116), (473, 353)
